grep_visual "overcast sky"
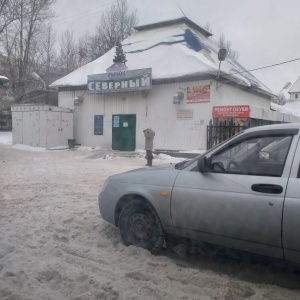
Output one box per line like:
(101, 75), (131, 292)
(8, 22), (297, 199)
(52, 0), (300, 96)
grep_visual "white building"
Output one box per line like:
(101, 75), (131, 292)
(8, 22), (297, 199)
(289, 76), (300, 101)
(50, 16), (299, 151)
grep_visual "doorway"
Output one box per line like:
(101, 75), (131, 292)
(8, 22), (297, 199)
(112, 114), (136, 151)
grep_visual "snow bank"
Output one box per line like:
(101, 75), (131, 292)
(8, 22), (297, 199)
(1, 142), (300, 299)
(0, 132), (12, 145)
(271, 101), (300, 117)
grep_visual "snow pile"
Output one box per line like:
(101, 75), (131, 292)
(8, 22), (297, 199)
(283, 101), (300, 117)
(0, 132), (12, 145)
(271, 101), (300, 117)
(154, 153), (187, 163)
(1, 142), (300, 299)
(11, 144), (46, 152)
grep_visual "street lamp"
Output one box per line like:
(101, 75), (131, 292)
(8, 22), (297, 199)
(216, 48), (227, 90)
(32, 72), (46, 89)
(279, 82), (292, 94)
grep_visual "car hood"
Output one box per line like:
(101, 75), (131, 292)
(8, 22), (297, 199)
(109, 163), (180, 186)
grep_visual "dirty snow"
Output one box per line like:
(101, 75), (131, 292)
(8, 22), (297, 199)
(1, 132), (300, 300)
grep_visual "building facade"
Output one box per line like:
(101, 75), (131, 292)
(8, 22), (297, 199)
(51, 17), (300, 151)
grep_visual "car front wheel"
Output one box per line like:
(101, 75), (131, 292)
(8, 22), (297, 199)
(118, 198), (164, 253)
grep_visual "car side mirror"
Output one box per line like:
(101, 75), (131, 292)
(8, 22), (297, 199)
(198, 156), (208, 172)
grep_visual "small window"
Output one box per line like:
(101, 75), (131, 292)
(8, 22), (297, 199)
(207, 135), (293, 177)
(296, 94), (298, 99)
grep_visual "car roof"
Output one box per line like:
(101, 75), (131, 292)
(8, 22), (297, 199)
(244, 123), (300, 133)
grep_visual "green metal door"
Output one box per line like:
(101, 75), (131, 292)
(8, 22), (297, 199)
(112, 114), (136, 151)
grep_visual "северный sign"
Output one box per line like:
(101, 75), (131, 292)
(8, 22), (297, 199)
(213, 105), (250, 118)
(87, 68), (152, 94)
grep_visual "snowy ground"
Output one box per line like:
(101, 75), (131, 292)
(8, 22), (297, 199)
(1, 132), (300, 300)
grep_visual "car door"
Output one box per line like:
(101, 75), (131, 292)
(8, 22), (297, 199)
(282, 134), (300, 263)
(171, 128), (299, 259)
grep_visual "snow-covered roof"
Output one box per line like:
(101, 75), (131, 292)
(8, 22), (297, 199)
(283, 101), (300, 117)
(50, 19), (274, 98)
(289, 76), (300, 93)
(135, 17), (212, 37)
(271, 101), (300, 117)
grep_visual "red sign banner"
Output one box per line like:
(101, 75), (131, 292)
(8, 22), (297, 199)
(187, 85), (210, 104)
(213, 105), (250, 118)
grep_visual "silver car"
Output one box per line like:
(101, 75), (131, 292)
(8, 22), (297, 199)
(99, 124), (300, 264)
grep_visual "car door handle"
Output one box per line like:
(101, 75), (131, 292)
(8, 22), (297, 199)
(251, 184), (283, 194)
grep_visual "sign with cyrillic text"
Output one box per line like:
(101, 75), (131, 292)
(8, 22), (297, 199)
(94, 115), (103, 135)
(187, 85), (210, 104)
(212, 105), (250, 118)
(87, 68), (152, 94)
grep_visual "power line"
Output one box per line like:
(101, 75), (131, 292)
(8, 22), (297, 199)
(53, 0), (116, 24)
(228, 57), (300, 77)
(53, 0), (133, 25)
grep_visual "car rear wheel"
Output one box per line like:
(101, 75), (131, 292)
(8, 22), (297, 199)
(118, 198), (164, 254)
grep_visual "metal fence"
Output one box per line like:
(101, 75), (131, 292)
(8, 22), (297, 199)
(207, 119), (245, 150)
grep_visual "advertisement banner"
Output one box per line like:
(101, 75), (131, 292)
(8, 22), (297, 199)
(187, 85), (210, 104)
(212, 105), (251, 118)
(87, 68), (152, 94)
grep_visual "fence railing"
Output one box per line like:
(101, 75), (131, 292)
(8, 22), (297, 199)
(207, 120), (244, 150)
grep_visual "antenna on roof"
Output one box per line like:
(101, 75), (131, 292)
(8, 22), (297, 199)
(174, 1), (186, 18)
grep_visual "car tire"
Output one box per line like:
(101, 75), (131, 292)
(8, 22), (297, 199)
(118, 198), (164, 254)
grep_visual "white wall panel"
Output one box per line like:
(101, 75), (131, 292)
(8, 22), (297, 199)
(39, 111), (47, 147)
(59, 81), (213, 150)
(58, 80), (289, 151)
(11, 105), (73, 148)
(12, 112), (23, 144)
(61, 113), (73, 146)
(23, 111), (40, 147)
(213, 83), (271, 109)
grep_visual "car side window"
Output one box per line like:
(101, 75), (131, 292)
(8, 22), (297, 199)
(206, 135), (293, 177)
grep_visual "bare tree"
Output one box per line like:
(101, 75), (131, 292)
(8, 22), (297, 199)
(27, 22), (57, 86)
(78, 32), (91, 66)
(272, 93), (287, 106)
(3, 0), (55, 101)
(79, 0), (137, 63)
(58, 30), (78, 76)
(0, 0), (19, 37)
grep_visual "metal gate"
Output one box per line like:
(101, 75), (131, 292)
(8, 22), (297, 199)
(207, 119), (244, 150)
(207, 118), (286, 150)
